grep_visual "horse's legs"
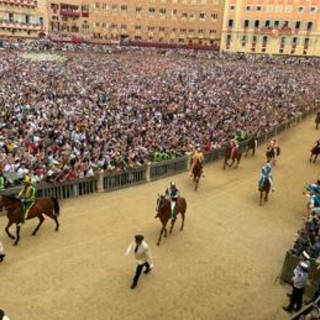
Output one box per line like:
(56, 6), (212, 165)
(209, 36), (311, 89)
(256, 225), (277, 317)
(13, 224), (21, 246)
(229, 159), (235, 167)
(245, 147), (249, 157)
(180, 213), (185, 231)
(169, 218), (177, 234)
(264, 192), (269, 202)
(223, 159), (227, 170)
(157, 226), (165, 246)
(252, 146), (256, 157)
(5, 221), (15, 240)
(259, 191), (263, 206)
(54, 216), (60, 232)
(195, 176), (199, 191)
(315, 154), (319, 164)
(32, 214), (45, 236)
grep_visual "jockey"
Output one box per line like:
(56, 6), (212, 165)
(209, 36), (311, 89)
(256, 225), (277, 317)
(305, 179), (320, 195)
(189, 146), (204, 177)
(308, 192), (320, 211)
(17, 175), (36, 224)
(165, 181), (180, 219)
(258, 161), (275, 191)
(230, 139), (239, 160)
(313, 138), (320, 150)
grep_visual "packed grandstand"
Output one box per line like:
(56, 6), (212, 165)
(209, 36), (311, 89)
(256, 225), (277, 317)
(0, 38), (320, 189)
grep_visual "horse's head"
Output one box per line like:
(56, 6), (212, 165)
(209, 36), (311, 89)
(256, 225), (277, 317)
(1, 195), (22, 210)
(156, 194), (167, 212)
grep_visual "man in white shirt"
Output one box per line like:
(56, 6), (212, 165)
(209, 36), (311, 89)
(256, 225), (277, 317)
(126, 234), (153, 289)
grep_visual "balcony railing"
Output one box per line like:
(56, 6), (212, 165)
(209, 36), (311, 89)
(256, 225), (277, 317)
(0, 0), (37, 7)
(0, 20), (43, 31)
(60, 10), (81, 17)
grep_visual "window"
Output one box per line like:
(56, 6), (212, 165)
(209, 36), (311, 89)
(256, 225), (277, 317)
(256, 6), (262, 11)
(228, 19), (233, 27)
(159, 27), (165, 32)
(136, 7), (142, 12)
(246, 5), (251, 11)
(227, 34), (232, 42)
(111, 4), (118, 10)
(230, 5), (236, 10)
(263, 36), (268, 44)
(135, 25), (142, 30)
(198, 29), (204, 34)
(209, 29), (216, 34)
(8, 13), (14, 22)
(265, 20), (270, 27)
(304, 38), (310, 46)
(148, 26), (155, 31)
(25, 15), (30, 24)
(298, 6), (304, 12)
(307, 22), (313, 31)
(310, 6), (317, 13)
(149, 7), (155, 13)
(160, 8), (166, 14)
(121, 24), (127, 29)
(182, 12), (188, 18)
(172, 10), (177, 15)
(283, 21), (289, 28)
(254, 20), (260, 28)
(110, 23), (117, 29)
(211, 13), (218, 19)
(274, 21), (279, 28)
(242, 35), (246, 42)
(189, 29), (194, 33)
(244, 20), (249, 28)
(252, 35), (257, 43)
(199, 13), (206, 19)
(180, 28), (186, 33)
(280, 37), (286, 44)
(292, 37), (298, 45)
(39, 17), (44, 25)
(121, 5), (127, 11)
(295, 21), (301, 29)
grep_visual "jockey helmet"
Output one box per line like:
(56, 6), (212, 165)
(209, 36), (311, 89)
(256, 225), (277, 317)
(170, 181), (176, 188)
(23, 175), (31, 184)
(196, 147), (201, 151)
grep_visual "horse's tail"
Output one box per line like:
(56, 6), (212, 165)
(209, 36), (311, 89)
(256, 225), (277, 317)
(51, 197), (60, 217)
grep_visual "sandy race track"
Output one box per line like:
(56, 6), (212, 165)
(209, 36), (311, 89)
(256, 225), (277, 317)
(0, 116), (319, 320)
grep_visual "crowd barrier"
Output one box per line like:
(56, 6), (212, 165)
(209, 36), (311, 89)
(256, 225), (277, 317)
(0, 102), (319, 216)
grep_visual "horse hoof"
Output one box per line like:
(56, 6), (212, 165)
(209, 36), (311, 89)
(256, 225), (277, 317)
(32, 232), (37, 236)
(157, 243), (160, 246)
(55, 228), (59, 232)
(13, 242), (18, 246)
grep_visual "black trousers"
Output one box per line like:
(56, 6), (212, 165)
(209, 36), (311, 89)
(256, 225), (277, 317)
(288, 287), (305, 312)
(132, 262), (150, 285)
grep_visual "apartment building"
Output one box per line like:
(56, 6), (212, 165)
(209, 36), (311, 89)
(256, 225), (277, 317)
(91, 0), (223, 45)
(221, 0), (320, 56)
(0, 0), (48, 38)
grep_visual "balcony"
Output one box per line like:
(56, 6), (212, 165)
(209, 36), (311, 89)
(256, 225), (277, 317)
(60, 10), (81, 17)
(82, 12), (89, 18)
(0, 0), (37, 7)
(0, 20), (43, 31)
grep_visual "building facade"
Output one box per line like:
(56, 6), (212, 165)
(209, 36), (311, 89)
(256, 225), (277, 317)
(221, 0), (320, 56)
(0, 0), (48, 38)
(46, 0), (224, 46)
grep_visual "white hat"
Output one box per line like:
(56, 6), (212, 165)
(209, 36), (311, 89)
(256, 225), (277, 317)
(299, 261), (309, 271)
(303, 251), (310, 260)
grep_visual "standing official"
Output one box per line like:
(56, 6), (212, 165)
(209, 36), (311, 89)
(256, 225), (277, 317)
(126, 235), (153, 289)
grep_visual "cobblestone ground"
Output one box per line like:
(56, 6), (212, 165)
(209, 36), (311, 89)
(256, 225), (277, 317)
(0, 116), (318, 320)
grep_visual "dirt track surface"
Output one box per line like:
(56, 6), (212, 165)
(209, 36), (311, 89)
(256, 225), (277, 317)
(0, 116), (318, 320)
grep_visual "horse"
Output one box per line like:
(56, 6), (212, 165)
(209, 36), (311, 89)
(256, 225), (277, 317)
(245, 137), (258, 157)
(310, 144), (320, 163)
(266, 145), (281, 165)
(258, 177), (272, 206)
(154, 194), (187, 246)
(191, 158), (202, 191)
(223, 144), (242, 169)
(1, 195), (60, 246)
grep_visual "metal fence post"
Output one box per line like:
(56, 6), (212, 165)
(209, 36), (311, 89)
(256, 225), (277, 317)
(186, 152), (192, 170)
(73, 183), (79, 197)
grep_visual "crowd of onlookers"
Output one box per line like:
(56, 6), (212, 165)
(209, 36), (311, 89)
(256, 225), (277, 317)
(0, 38), (320, 188)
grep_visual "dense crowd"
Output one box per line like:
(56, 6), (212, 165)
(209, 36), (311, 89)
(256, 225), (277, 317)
(0, 39), (320, 187)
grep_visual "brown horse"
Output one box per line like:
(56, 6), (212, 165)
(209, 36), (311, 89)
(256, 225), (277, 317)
(154, 194), (187, 246)
(223, 145), (242, 169)
(1, 195), (60, 246)
(258, 177), (272, 206)
(245, 137), (258, 157)
(191, 158), (203, 191)
(315, 112), (320, 130)
(310, 144), (320, 163)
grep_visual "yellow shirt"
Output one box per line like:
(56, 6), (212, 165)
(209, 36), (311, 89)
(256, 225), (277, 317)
(193, 151), (204, 161)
